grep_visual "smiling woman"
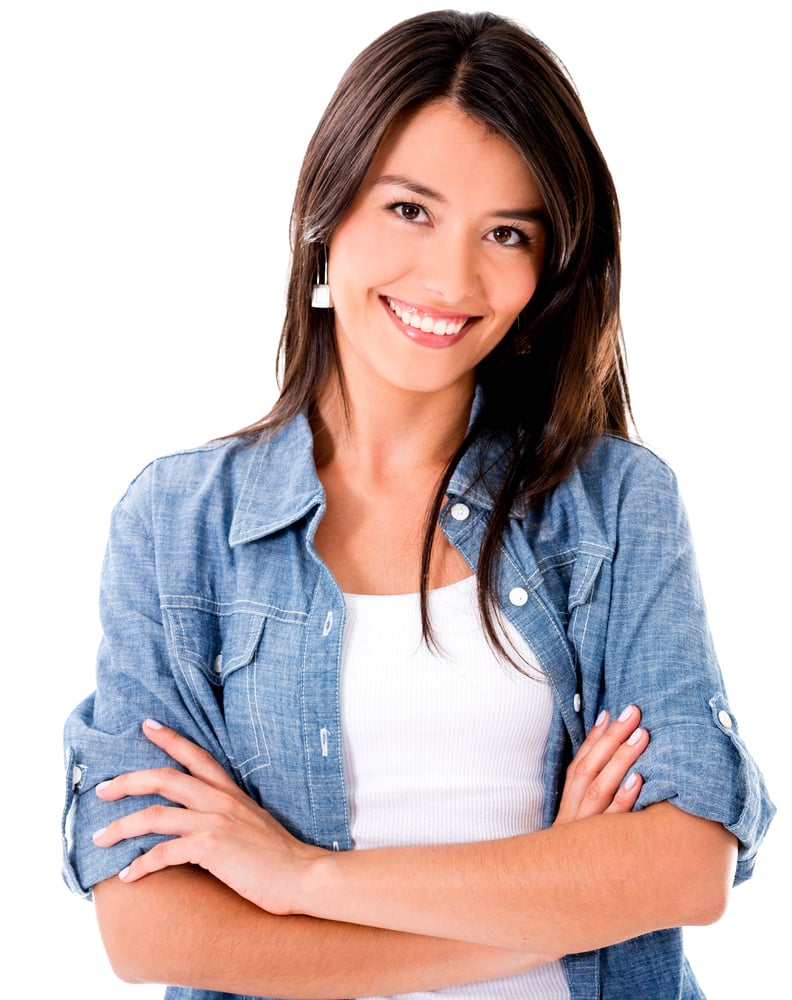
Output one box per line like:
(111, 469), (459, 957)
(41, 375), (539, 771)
(327, 101), (546, 404)
(61, 9), (774, 1000)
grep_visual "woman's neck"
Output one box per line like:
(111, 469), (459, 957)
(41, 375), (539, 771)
(310, 376), (475, 594)
(312, 377), (474, 481)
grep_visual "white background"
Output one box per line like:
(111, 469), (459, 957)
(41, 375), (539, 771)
(1, 1), (787, 996)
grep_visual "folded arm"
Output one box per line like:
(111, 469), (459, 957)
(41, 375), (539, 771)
(298, 801), (736, 954)
(89, 707), (722, 994)
(94, 867), (551, 998)
(284, 697), (737, 952)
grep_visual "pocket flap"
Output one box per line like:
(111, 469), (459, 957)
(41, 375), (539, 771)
(162, 597), (267, 682)
(567, 545), (611, 610)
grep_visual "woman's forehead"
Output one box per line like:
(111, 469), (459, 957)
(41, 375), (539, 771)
(361, 99), (542, 210)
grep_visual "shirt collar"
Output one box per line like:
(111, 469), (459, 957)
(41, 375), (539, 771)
(229, 413), (325, 546)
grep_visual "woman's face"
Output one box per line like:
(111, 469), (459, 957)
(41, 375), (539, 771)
(327, 99), (546, 403)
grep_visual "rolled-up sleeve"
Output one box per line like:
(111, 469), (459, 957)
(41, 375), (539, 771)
(63, 483), (232, 899)
(600, 452), (774, 885)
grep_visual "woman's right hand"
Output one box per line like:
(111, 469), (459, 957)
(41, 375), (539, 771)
(553, 705), (648, 826)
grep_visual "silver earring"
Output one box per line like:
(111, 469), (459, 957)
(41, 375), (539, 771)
(311, 248), (333, 309)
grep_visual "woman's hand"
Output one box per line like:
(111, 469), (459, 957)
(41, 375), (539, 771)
(93, 707), (647, 918)
(92, 720), (322, 914)
(553, 705), (648, 826)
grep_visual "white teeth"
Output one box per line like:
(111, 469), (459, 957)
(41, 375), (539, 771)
(386, 297), (467, 336)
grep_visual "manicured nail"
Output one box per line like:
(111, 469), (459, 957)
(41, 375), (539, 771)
(618, 705), (635, 722)
(595, 709), (608, 727)
(627, 727), (644, 745)
(144, 719), (163, 730)
(118, 866), (130, 880)
(96, 780), (112, 794)
(624, 772), (639, 790)
(92, 826), (107, 842)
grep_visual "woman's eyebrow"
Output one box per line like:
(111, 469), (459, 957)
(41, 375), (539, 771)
(372, 174), (445, 201)
(494, 207), (546, 224)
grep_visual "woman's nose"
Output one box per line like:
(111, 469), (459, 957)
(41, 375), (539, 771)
(420, 236), (478, 303)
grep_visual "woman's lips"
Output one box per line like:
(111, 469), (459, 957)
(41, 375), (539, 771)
(382, 296), (478, 341)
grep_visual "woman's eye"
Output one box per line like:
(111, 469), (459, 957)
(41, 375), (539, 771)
(488, 226), (525, 246)
(392, 202), (427, 222)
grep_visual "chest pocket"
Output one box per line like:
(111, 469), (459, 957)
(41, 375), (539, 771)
(162, 599), (280, 779)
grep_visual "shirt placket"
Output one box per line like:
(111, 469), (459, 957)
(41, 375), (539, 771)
(300, 566), (352, 851)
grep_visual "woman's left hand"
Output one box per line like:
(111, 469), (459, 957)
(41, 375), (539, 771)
(92, 720), (322, 914)
(552, 705), (648, 826)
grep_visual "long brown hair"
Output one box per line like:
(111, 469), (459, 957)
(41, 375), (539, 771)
(239, 10), (631, 660)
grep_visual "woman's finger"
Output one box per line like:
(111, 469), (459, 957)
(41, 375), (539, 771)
(574, 705), (642, 772)
(555, 705), (648, 823)
(117, 833), (205, 884)
(95, 764), (236, 813)
(140, 719), (239, 792)
(581, 725), (649, 809)
(92, 803), (197, 847)
(605, 772), (643, 815)
(569, 726), (649, 819)
(566, 707), (611, 766)
(564, 707), (642, 797)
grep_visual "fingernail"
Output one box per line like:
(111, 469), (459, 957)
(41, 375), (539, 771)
(118, 866), (130, 880)
(627, 727), (644, 745)
(595, 709), (608, 727)
(624, 772), (639, 790)
(144, 719), (163, 730)
(92, 827), (107, 842)
(96, 781), (112, 794)
(618, 705), (635, 722)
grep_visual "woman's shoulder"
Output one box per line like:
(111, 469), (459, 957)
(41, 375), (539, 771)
(112, 416), (315, 529)
(118, 435), (257, 505)
(573, 433), (681, 501)
(528, 434), (687, 551)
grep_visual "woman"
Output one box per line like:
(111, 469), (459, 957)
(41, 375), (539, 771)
(62, 10), (774, 999)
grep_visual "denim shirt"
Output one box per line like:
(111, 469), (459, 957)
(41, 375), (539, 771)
(62, 412), (774, 1000)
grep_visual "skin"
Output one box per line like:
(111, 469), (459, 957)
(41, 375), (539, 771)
(94, 710), (648, 995)
(91, 101), (738, 993)
(327, 100), (546, 406)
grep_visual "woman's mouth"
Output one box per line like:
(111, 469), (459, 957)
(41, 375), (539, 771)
(383, 296), (475, 337)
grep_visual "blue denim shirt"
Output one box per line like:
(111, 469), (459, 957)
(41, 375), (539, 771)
(63, 411), (774, 1000)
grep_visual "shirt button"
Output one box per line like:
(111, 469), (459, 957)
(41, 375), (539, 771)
(508, 587), (528, 606)
(213, 653), (223, 675)
(322, 611), (334, 636)
(573, 693), (582, 713)
(450, 502), (470, 521)
(718, 709), (733, 730)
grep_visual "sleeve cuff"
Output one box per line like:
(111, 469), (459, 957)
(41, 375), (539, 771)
(62, 730), (182, 897)
(634, 694), (776, 886)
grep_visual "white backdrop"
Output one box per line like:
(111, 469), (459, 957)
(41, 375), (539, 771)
(2, 1), (787, 997)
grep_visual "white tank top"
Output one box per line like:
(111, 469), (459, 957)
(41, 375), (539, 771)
(341, 575), (570, 1000)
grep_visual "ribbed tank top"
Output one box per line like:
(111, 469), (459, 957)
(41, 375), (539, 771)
(341, 575), (570, 999)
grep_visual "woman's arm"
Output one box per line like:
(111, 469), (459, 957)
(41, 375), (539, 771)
(287, 691), (736, 952)
(94, 867), (552, 998)
(93, 709), (651, 991)
(101, 775), (735, 962)
(298, 801), (736, 954)
(288, 700), (738, 953)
